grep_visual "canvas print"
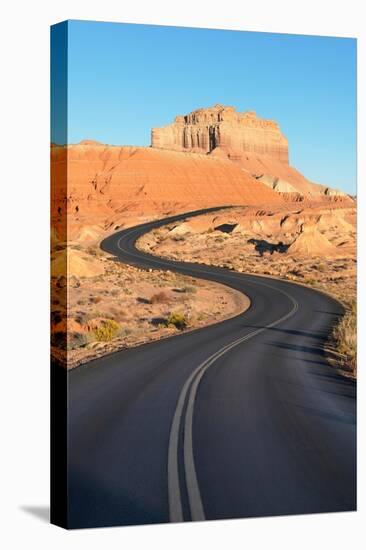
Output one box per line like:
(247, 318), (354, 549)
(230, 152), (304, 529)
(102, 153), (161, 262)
(51, 20), (357, 529)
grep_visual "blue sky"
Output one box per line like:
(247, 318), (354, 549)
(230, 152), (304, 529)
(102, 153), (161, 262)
(52, 20), (357, 193)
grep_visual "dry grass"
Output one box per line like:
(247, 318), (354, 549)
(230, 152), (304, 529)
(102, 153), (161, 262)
(51, 240), (247, 368)
(167, 311), (187, 330)
(93, 319), (121, 342)
(331, 300), (357, 376)
(150, 291), (170, 304)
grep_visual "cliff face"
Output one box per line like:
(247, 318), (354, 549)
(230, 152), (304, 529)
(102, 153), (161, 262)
(151, 104), (289, 163)
(152, 105), (352, 201)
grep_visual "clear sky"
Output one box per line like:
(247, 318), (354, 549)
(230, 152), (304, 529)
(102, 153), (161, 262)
(52, 20), (357, 193)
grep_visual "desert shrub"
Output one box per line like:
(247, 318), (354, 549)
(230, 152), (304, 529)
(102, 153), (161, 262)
(182, 285), (197, 294)
(118, 327), (132, 337)
(90, 295), (102, 304)
(74, 311), (88, 325)
(150, 291), (170, 304)
(331, 300), (356, 373)
(137, 297), (150, 304)
(67, 332), (90, 351)
(105, 307), (126, 322)
(92, 274), (105, 283)
(288, 268), (303, 277)
(82, 311), (98, 323)
(69, 275), (81, 288)
(93, 319), (120, 342)
(167, 311), (187, 330)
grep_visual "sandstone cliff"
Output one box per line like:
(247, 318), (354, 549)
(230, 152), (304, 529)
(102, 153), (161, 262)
(51, 106), (353, 243)
(152, 104), (289, 163)
(152, 105), (351, 201)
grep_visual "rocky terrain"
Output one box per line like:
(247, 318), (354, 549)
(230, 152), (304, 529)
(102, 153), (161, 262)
(51, 104), (356, 373)
(51, 239), (249, 369)
(137, 204), (356, 375)
(137, 204), (356, 301)
(51, 107), (352, 245)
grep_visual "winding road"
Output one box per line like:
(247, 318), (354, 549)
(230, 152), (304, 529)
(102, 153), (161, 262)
(67, 207), (356, 529)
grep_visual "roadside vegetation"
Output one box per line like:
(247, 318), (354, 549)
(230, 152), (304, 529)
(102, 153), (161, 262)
(51, 242), (246, 368)
(330, 300), (357, 377)
(166, 311), (187, 330)
(137, 209), (357, 378)
(93, 319), (121, 342)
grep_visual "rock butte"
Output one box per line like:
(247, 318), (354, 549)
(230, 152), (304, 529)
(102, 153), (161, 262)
(152, 104), (349, 199)
(51, 105), (354, 241)
(152, 104), (289, 162)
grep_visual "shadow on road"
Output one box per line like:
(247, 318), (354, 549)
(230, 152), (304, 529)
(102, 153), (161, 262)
(238, 323), (329, 341)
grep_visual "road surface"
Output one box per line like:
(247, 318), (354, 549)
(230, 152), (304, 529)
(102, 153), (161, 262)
(67, 207), (356, 529)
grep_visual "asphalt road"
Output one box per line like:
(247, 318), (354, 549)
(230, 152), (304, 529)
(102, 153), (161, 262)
(68, 207), (356, 529)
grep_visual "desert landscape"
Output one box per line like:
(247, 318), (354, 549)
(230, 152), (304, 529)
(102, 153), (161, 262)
(51, 105), (356, 375)
(50, 17), (357, 529)
(51, 241), (249, 368)
(137, 202), (356, 375)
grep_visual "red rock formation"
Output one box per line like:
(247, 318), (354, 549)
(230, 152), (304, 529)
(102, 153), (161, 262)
(51, 107), (352, 243)
(152, 105), (351, 201)
(51, 143), (284, 239)
(152, 104), (289, 163)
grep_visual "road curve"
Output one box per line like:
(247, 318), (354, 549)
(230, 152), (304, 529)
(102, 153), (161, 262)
(68, 207), (356, 529)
